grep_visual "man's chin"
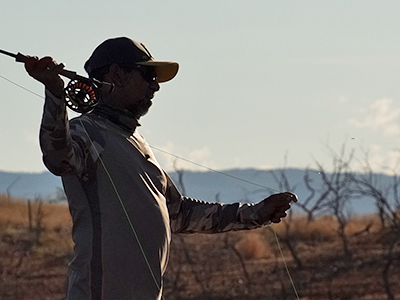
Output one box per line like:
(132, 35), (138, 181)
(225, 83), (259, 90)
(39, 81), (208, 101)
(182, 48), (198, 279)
(141, 100), (152, 115)
(130, 100), (152, 119)
(139, 107), (150, 117)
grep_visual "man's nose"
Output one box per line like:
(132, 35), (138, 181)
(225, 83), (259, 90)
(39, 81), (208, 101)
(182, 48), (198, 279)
(151, 80), (160, 92)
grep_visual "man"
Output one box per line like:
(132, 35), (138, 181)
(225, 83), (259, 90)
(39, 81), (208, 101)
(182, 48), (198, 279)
(25, 37), (297, 300)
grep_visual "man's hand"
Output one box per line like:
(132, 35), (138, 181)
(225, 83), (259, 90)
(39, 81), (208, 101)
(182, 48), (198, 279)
(262, 192), (298, 223)
(24, 56), (65, 98)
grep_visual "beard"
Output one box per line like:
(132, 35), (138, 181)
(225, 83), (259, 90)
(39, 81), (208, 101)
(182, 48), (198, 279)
(128, 98), (153, 119)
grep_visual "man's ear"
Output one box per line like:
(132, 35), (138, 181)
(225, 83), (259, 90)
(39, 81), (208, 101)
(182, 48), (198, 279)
(105, 64), (126, 87)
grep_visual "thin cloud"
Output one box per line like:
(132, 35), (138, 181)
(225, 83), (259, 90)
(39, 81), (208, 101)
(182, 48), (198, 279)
(354, 144), (400, 173)
(347, 98), (400, 137)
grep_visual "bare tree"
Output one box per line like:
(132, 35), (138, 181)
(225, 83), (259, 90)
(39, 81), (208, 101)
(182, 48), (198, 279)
(352, 153), (400, 229)
(173, 158), (187, 196)
(269, 165), (304, 269)
(315, 144), (355, 258)
(297, 167), (332, 222)
(350, 151), (400, 300)
(6, 175), (21, 202)
(380, 228), (399, 300)
(27, 196), (46, 245)
(223, 234), (252, 294)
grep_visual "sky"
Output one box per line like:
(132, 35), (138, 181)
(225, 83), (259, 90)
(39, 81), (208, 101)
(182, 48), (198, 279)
(1, 1), (400, 175)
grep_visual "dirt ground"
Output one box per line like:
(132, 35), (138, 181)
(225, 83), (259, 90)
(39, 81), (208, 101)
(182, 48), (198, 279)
(1, 224), (399, 300)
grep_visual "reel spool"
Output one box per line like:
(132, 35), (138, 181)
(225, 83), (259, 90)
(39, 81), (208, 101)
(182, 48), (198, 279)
(64, 79), (99, 113)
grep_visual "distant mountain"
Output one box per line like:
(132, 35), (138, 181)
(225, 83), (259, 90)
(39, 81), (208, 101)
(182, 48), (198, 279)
(167, 168), (379, 214)
(0, 170), (62, 199)
(0, 168), (389, 214)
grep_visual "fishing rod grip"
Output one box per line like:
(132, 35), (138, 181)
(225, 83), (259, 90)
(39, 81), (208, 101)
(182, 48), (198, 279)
(14, 51), (78, 79)
(15, 52), (28, 63)
(12, 50), (113, 94)
(60, 69), (78, 80)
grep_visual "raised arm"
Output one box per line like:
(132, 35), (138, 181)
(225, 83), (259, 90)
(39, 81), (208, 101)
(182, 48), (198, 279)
(25, 56), (87, 176)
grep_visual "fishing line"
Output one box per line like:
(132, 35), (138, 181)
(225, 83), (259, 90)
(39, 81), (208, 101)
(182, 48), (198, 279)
(78, 119), (165, 299)
(150, 146), (280, 193)
(0, 74), (44, 99)
(0, 72), (300, 299)
(273, 227), (301, 300)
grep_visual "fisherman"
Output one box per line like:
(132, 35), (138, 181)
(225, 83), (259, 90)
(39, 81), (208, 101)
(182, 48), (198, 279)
(24, 37), (297, 300)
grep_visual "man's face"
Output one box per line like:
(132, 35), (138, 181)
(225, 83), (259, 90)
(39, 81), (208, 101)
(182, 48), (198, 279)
(116, 66), (160, 118)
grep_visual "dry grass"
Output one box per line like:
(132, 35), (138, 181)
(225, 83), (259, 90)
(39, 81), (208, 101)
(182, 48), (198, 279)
(0, 194), (382, 258)
(0, 194), (73, 256)
(0, 194), (71, 229)
(271, 214), (381, 242)
(1, 194), (399, 300)
(234, 231), (272, 259)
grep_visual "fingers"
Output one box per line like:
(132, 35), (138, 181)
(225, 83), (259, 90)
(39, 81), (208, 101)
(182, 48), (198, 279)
(271, 211), (287, 222)
(269, 205), (289, 223)
(24, 56), (39, 74)
(276, 202), (291, 212)
(263, 191), (298, 223)
(282, 191), (298, 203)
(44, 58), (65, 74)
(24, 56), (65, 97)
(25, 56), (65, 78)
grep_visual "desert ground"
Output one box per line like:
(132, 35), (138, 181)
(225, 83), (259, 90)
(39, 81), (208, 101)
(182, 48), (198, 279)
(0, 195), (399, 300)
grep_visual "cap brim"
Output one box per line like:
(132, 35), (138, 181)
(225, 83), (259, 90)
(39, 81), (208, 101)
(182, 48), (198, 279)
(136, 61), (179, 83)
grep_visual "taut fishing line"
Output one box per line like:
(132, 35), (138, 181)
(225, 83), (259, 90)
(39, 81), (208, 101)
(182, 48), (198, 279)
(0, 60), (300, 299)
(149, 146), (280, 193)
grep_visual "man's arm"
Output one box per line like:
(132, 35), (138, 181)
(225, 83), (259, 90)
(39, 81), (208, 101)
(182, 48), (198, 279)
(25, 56), (87, 176)
(165, 174), (297, 234)
(40, 90), (89, 176)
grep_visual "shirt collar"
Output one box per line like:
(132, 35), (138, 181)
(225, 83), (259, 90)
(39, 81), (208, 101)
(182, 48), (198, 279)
(91, 103), (140, 132)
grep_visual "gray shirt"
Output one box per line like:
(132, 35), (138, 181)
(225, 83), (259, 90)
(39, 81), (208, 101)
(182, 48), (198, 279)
(40, 90), (272, 300)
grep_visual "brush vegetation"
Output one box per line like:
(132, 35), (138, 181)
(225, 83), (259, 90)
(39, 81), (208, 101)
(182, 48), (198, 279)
(0, 194), (398, 300)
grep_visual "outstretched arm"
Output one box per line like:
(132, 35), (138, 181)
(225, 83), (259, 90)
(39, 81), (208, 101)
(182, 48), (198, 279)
(166, 175), (297, 234)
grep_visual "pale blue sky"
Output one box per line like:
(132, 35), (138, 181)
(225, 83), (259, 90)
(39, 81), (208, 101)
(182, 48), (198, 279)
(1, 1), (400, 174)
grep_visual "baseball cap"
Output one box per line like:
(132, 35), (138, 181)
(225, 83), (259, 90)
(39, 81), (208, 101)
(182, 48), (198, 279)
(84, 37), (179, 83)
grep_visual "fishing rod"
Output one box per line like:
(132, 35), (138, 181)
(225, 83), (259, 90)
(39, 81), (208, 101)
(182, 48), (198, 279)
(0, 49), (114, 113)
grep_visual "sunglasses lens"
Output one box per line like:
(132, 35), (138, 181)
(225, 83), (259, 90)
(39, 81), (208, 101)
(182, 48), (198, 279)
(142, 68), (157, 83)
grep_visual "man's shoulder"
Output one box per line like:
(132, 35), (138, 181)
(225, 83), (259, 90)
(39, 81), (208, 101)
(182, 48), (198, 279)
(69, 113), (103, 128)
(69, 113), (104, 137)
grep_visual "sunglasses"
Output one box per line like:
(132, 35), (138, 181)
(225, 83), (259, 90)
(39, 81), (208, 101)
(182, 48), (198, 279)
(134, 66), (158, 83)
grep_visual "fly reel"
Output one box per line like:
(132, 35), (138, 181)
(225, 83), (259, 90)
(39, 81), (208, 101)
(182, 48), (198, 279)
(64, 79), (99, 113)
(64, 77), (114, 113)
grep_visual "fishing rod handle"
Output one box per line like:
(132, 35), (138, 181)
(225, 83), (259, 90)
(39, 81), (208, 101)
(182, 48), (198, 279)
(15, 51), (79, 80)
(15, 52), (28, 63)
(13, 50), (113, 95)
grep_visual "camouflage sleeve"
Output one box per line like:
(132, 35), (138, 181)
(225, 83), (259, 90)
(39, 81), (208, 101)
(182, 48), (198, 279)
(165, 174), (271, 234)
(39, 89), (88, 176)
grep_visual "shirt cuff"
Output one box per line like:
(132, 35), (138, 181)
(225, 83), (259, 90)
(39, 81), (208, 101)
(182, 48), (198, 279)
(45, 88), (65, 106)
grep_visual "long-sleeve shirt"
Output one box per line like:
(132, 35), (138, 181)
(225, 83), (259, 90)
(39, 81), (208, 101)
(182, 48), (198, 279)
(40, 90), (272, 300)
